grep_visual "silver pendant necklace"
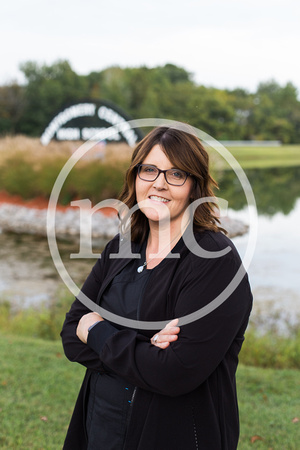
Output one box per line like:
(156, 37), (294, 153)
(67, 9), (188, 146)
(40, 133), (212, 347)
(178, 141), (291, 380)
(137, 230), (184, 273)
(137, 264), (147, 273)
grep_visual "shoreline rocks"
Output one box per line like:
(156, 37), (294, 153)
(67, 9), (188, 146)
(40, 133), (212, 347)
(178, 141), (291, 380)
(0, 202), (248, 240)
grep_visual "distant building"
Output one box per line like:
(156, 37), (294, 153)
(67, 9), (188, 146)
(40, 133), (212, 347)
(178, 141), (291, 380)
(41, 100), (144, 147)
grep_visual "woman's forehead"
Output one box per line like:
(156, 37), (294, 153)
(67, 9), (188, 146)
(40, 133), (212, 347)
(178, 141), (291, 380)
(141, 145), (172, 166)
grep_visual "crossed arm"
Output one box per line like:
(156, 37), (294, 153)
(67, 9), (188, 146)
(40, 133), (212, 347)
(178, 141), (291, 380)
(76, 312), (180, 349)
(61, 241), (252, 396)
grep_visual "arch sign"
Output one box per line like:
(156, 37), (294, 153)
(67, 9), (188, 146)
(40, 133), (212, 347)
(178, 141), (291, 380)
(40, 100), (144, 146)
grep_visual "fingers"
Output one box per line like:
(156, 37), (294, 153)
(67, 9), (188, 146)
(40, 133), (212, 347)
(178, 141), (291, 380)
(165, 318), (179, 329)
(156, 341), (171, 349)
(159, 320), (180, 337)
(90, 312), (103, 321)
(152, 333), (178, 344)
(151, 334), (178, 348)
(151, 318), (180, 348)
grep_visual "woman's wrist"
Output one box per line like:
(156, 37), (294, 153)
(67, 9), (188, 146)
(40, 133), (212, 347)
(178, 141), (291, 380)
(88, 321), (101, 333)
(76, 312), (103, 344)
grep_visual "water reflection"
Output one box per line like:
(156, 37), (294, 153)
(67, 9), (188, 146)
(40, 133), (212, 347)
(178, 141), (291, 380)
(218, 165), (300, 216)
(230, 198), (300, 333)
(0, 233), (98, 308)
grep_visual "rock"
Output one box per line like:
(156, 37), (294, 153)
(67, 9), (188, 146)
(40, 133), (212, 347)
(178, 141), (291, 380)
(0, 203), (119, 240)
(0, 203), (248, 240)
(219, 215), (249, 238)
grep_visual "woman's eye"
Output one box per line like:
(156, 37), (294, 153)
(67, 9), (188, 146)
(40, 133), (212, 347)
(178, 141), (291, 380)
(170, 170), (185, 179)
(143, 166), (156, 173)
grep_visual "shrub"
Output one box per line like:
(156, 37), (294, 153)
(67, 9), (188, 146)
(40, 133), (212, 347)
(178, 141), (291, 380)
(0, 290), (74, 341)
(0, 137), (130, 204)
(0, 153), (38, 198)
(240, 328), (300, 369)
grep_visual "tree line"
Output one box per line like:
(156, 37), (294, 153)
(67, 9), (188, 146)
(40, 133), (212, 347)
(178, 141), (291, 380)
(0, 60), (299, 143)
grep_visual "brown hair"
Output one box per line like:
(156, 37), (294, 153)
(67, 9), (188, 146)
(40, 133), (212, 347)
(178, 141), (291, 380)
(118, 126), (225, 243)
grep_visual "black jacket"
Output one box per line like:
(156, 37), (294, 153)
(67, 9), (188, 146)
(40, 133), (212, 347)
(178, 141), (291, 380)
(61, 230), (252, 449)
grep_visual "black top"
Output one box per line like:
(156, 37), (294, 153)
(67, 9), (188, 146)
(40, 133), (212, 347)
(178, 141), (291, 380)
(61, 231), (253, 450)
(86, 244), (151, 449)
(100, 242), (152, 324)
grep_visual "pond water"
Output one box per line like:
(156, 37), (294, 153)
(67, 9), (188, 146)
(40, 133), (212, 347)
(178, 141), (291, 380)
(1, 166), (299, 332)
(218, 166), (300, 332)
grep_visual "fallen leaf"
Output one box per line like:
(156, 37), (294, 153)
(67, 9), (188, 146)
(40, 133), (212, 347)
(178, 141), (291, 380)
(250, 435), (264, 443)
(40, 416), (48, 422)
(292, 417), (299, 423)
(1, 380), (7, 386)
(56, 352), (62, 358)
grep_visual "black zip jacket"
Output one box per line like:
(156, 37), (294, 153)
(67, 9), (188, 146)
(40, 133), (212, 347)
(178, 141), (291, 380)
(61, 230), (253, 449)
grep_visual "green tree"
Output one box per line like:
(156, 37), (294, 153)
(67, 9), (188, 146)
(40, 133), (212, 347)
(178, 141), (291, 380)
(249, 80), (300, 143)
(0, 83), (25, 133)
(1, 61), (300, 142)
(18, 60), (89, 135)
(225, 88), (255, 140)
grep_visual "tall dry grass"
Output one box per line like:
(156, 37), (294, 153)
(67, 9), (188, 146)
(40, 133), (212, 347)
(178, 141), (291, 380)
(0, 135), (133, 165)
(0, 136), (133, 202)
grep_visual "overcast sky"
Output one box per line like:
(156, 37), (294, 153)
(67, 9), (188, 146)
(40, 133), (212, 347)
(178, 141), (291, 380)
(2, 0), (300, 93)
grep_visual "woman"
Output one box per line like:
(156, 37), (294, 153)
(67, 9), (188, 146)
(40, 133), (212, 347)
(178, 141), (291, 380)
(61, 126), (252, 449)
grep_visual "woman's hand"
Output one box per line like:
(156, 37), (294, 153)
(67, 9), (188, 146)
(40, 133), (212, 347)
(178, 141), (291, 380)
(151, 319), (180, 349)
(76, 312), (103, 344)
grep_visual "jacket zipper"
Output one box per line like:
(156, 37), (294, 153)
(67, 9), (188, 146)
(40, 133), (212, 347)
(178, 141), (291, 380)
(125, 386), (137, 436)
(129, 386), (137, 407)
(192, 407), (199, 450)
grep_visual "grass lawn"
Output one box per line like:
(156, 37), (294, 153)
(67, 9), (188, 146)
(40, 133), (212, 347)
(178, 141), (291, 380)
(237, 366), (300, 449)
(221, 145), (300, 169)
(0, 333), (299, 449)
(0, 333), (85, 449)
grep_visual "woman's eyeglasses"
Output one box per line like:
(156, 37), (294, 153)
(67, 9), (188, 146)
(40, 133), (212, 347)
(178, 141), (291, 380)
(136, 164), (191, 186)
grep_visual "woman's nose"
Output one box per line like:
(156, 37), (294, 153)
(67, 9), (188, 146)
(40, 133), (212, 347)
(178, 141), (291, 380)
(153, 172), (168, 189)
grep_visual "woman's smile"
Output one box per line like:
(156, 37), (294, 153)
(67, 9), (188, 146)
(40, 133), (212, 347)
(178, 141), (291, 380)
(148, 195), (170, 203)
(135, 144), (193, 227)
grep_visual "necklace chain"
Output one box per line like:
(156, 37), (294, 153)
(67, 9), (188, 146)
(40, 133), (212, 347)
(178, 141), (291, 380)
(137, 229), (185, 273)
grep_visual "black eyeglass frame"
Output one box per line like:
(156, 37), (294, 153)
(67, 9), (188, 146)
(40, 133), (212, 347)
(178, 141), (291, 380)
(136, 164), (191, 186)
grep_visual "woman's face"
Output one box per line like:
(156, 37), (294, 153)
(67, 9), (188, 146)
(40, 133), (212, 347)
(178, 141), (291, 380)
(135, 145), (193, 228)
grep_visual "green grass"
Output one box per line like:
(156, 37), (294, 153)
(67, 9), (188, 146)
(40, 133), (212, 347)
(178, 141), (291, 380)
(0, 333), (299, 449)
(237, 366), (300, 449)
(224, 145), (300, 169)
(0, 333), (85, 449)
